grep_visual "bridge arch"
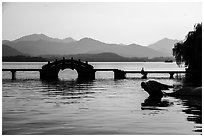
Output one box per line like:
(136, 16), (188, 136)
(40, 58), (95, 80)
(58, 69), (78, 80)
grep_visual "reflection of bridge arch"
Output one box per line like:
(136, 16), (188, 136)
(40, 58), (95, 80)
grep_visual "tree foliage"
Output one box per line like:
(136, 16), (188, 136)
(172, 23), (202, 86)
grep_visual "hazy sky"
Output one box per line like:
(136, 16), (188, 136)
(2, 2), (202, 45)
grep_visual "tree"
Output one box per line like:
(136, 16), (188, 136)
(172, 23), (202, 86)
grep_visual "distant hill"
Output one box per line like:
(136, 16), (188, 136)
(148, 38), (180, 56)
(2, 40), (11, 44)
(3, 34), (168, 58)
(2, 44), (23, 56)
(13, 33), (76, 43)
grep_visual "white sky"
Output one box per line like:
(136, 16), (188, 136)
(2, 2), (202, 45)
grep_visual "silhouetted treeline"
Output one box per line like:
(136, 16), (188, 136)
(3, 55), (46, 62)
(42, 53), (175, 62)
(3, 53), (175, 62)
(147, 57), (175, 62)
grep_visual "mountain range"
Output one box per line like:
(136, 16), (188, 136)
(3, 44), (24, 56)
(148, 37), (179, 55)
(3, 34), (179, 58)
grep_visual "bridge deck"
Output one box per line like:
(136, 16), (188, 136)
(94, 69), (118, 71)
(125, 70), (186, 73)
(2, 69), (186, 73)
(94, 69), (186, 73)
(2, 69), (42, 71)
(2, 68), (186, 80)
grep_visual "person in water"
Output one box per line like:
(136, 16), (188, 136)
(141, 68), (147, 79)
(141, 68), (144, 74)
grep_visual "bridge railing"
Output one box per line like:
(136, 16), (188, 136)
(42, 58), (93, 70)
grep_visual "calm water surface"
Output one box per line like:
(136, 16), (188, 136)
(2, 62), (202, 135)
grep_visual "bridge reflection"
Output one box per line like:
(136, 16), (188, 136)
(40, 79), (95, 104)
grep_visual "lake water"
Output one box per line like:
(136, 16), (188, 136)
(2, 62), (202, 135)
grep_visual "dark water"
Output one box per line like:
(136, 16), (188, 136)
(2, 62), (202, 135)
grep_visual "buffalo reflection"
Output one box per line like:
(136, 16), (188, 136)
(141, 96), (173, 110)
(141, 95), (202, 133)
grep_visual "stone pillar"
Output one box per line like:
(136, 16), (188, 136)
(114, 69), (126, 79)
(78, 69), (95, 80)
(40, 69), (59, 80)
(11, 71), (16, 80)
(169, 72), (174, 79)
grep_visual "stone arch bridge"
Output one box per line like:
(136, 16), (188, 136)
(40, 58), (96, 80)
